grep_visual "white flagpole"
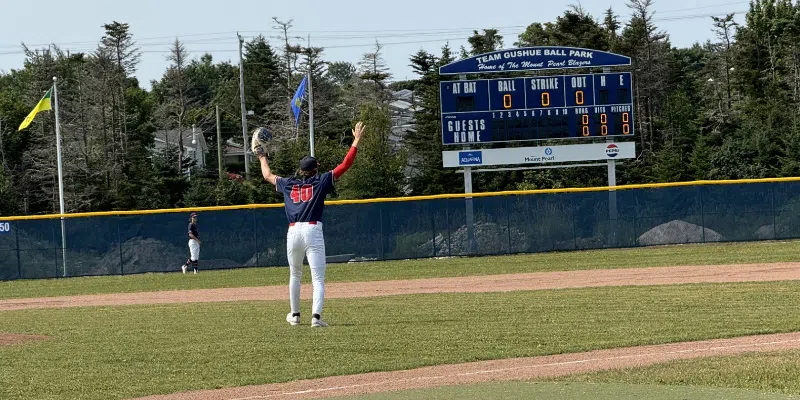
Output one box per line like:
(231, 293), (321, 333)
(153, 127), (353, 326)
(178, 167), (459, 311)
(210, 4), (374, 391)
(307, 35), (315, 157)
(53, 77), (67, 277)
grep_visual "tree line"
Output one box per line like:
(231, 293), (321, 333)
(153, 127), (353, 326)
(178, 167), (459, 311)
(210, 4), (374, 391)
(0, 0), (797, 216)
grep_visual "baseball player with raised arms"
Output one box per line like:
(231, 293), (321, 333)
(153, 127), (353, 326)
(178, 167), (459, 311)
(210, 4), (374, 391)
(252, 121), (365, 327)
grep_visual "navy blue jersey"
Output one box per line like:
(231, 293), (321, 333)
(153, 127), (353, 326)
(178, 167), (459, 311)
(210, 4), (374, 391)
(277, 171), (335, 223)
(188, 223), (199, 239)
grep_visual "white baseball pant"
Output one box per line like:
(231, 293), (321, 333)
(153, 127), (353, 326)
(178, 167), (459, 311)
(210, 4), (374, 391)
(188, 239), (200, 261)
(286, 222), (326, 316)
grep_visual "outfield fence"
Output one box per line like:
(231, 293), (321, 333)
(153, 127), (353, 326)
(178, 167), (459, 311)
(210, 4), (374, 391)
(3, 178), (800, 280)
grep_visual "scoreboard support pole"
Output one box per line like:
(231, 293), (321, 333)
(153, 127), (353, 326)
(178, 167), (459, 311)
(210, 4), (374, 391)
(464, 161), (476, 254)
(604, 67), (619, 247)
(607, 137), (619, 246)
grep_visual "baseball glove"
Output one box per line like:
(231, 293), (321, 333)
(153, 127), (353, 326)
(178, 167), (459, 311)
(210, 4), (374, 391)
(250, 127), (273, 157)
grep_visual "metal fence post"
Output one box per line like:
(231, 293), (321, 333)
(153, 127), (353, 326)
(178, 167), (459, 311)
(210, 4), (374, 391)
(253, 209), (259, 267)
(446, 200), (452, 257)
(572, 196), (578, 250)
(14, 223), (21, 280)
(505, 196), (512, 255)
(430, 202), (436, 258)
(118, 217), (124, 276)
(699, 186), (706, 243)
(633, 191), (639, 247)
(52, 221), (59, 278)
(771, 183), (777, 239)
(527, 197), (536, 253)
(379, 206), (385, 260)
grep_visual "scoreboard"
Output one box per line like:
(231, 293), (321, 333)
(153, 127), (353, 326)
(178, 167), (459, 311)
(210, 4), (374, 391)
(440, 72), (634, 145)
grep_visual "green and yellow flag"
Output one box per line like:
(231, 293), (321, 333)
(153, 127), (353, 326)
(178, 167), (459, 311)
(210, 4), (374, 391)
(18, 87), (53, 131)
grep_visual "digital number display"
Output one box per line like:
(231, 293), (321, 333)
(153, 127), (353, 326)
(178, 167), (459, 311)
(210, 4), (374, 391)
(440, 72), (634, 145)
(456, 96), (475, 112)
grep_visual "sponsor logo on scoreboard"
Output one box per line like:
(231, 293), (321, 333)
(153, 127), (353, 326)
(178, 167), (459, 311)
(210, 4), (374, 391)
(524, 147), (556, 163)
(443, 143), (635, 168)
(458, 151), (483, 166)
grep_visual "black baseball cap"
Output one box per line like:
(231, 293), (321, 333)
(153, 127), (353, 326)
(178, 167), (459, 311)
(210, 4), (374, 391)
(299, 156), (318, 171)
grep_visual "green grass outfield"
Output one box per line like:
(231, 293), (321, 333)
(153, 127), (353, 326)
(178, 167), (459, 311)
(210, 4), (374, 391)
(2, 282), (800, 400)
(335, 350), (800, 400)
(3, 240), (800, 300)
(329, 381), (800, 400)
(562, 349), (800, 395)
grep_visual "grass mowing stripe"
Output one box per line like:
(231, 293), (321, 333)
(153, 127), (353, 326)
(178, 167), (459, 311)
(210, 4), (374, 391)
(559, 349), (800, 396)
(1, 281), (800, 399)
(3, 240), (800, 300)
(328, 382), (800, 400)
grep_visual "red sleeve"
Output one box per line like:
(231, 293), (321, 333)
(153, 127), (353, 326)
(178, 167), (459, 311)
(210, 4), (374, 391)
(333, 146), (358, 180)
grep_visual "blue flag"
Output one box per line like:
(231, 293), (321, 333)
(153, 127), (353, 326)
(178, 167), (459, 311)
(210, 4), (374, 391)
(290, 76), (308, 126)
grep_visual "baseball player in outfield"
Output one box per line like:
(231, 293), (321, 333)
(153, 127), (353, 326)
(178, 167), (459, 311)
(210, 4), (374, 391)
(252, 121), (365, 327)
(181, 212), (201, 274)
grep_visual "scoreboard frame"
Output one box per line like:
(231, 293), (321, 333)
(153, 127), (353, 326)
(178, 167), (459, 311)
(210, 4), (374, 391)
(436, 46), (634, 252)
(439, 72), (635, 146)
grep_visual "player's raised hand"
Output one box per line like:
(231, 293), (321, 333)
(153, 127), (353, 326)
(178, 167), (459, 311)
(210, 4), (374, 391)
(352, 121), (365, 140)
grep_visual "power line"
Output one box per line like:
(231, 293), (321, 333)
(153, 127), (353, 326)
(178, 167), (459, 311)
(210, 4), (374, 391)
(147, 8), (748, 52)
(653, 10), (747, 22)
(248, 25), (527, 35)
(0, 9), (747, 58)
(0, 2), (749, 51)
(0, 31), (242, 51)
(0, 36), (239, 52)
(657, 1), (749, 14)
(326, 34), (523, 50)
(0, 26), (528, 51)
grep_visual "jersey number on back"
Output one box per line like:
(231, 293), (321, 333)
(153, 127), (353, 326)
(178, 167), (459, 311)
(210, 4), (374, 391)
(290, 185), (314, 203)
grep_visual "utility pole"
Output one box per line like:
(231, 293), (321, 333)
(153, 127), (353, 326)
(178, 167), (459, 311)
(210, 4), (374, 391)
(307, 34), (315, 157)
(237, 33), (250, 180)
(0, 118), (6, 170)
(216, 105), (223, 180)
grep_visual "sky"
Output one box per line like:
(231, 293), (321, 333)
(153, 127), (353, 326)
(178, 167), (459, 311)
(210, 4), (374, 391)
(0, 0), (749, 88)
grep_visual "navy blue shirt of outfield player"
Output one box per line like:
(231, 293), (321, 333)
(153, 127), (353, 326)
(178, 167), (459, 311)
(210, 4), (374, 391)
(188, 222), (199, 239)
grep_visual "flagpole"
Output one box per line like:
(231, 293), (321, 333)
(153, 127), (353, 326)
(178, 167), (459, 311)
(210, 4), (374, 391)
(237, 33), (250, 180)
(53, 77), (67, 277)
(307, 35), (315, 158)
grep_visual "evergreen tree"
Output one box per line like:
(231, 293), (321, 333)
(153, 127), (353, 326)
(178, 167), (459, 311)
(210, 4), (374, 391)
(99, 21), (141, 160)
(620, 0), (670, 163)
(243, 35), (282, 122)
(711, 14), (738, 110)
(358, 41), (392, 103)
(516, 7), (609, 50)
(516, 7), (616, 51)
(327, 62), (357, 87)
(406, 45), (462, 195)
(336, 104), (407, 199)
(604, 7), (621, 51)
(466, 29), (504, 55)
